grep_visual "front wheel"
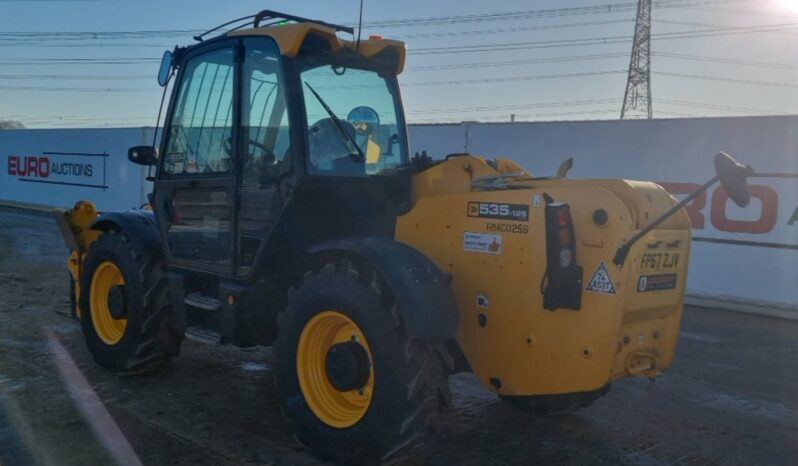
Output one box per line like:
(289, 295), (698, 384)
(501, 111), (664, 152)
(275, 261), (448, 465)
(79, 229), (182, 374)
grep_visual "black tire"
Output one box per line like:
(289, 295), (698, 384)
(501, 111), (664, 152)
(275, 261), (448, 465)
(79, 229), (182, 374)
(500, 384), (611, 416)
(68, 271), (77, 318)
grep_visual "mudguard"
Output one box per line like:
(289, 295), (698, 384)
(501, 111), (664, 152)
(91, 210), (163, 257)
(309, 237), (459, 340)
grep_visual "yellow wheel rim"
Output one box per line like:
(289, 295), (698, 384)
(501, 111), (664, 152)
(297, 310), (375, 428)
(90, 261), (128, 345)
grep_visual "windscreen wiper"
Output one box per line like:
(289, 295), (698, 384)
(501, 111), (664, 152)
(304, 81), (366, 162)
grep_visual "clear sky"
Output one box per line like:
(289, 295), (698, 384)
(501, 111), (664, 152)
(1, 0), (798, 127)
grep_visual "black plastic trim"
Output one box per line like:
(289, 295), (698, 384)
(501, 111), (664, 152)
(309, 237), (459, 340)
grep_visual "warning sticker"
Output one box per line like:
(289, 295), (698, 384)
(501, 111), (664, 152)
(585, 262), (616, 294)
(463, 232), (502, 254)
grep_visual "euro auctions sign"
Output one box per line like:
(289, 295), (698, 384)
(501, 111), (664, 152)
(6, 152), (107, 189)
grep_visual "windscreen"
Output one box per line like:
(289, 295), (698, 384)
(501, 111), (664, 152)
(299, 63), (408, 177)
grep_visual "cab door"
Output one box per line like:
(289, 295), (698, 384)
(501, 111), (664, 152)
(236, 37), (294, 276)
(154, 40), (240, 274)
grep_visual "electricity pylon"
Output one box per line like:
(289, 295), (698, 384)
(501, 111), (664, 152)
(621, 0), (652, 119)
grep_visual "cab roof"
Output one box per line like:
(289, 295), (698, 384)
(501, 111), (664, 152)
(227, 22), (407, 74)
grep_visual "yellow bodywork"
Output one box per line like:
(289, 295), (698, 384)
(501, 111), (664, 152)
(53, 200), (101, 318)
(396, 155), (691, 396)
(229, 23), (407, 73)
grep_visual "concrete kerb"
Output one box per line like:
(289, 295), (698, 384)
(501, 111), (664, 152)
(685, 294), (798, 321)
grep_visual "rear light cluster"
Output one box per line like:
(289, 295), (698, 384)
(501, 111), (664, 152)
(542, 202), (583, 310)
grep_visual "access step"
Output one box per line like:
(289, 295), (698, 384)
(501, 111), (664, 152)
(184, 292), (221, 311)
(185, 326), (223, 345)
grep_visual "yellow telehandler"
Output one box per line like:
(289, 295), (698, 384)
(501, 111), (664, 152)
(54, 10), (754, 464)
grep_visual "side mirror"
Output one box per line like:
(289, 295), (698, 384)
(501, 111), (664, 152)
(556, 157), (574, 178)
(128, 146), (158, 166)
(714, 151), (754, 207)
(614, 152), (753, 267)
(157, 50), (173, 87)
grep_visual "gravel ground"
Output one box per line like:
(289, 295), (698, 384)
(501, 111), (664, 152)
(0, 207), (795, 466)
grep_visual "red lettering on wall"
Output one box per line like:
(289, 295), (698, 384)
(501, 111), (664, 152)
(25, 157), (38, 177)
(789, 205), (798, 226)
(7, 155), (52, 178)
(657, 181), (705, 229)
(8, 155), (19, 175)
(37, 157), (50, 178)
(711, 185), (778, 234)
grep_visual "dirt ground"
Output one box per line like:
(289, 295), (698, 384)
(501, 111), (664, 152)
(0, 207), (796, 466)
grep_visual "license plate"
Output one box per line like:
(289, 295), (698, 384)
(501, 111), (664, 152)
(639, 252), (680, 270)
(638, 273), (678, 292)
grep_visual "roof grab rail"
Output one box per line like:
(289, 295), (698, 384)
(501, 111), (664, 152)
(194, 10), (355, 43)
(253, 10), (355, 34)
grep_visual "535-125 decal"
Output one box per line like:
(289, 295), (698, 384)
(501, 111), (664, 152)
(468, 202), (529, 221)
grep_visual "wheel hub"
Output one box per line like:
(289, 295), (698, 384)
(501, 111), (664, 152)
(325, 341), (371, 392)
(90, 261), (128, 345)
(296, 310), (375, 428)
(107, 284), (127, 319)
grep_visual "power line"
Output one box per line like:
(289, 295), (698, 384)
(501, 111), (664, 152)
(655, 71), (798, 88)
(677, 4), (798, 18)
(409, 108), (621, 124)
(0, 85), (158, 93)
(12, 49), (796, 83)
(357, 0), (756, 28)
(401, 70), (627, 87)
(656, 98), (784, 114)
(654, 52), (798, 70)
(407, 98), (621, 114)
(395, 18), (635, 40)
(0, 58), (159, 66)
(0, 74), (151, 80)
(1, 49), (791, 76)
(410, 22), (798, 55)
(407, 52), (630, 71)
(5, 68), (797, 93)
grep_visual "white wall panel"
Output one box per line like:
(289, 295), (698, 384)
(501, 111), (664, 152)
(1, 128), (153, 211)
(1, 118), (795, 308)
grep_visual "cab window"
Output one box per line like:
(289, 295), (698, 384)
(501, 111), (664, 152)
(163, 48), (234, 175)
(299, 64), (407, 177)
(242, 40), (292, 187)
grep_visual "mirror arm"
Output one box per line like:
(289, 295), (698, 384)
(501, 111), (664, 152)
(749, 172), (798, 179)
(613, 175), (719, 267)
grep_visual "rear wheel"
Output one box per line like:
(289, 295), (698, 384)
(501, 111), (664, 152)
(275, 261), (448, 465)
(79, 229), (182, 374)
(500, 385), (611, 416)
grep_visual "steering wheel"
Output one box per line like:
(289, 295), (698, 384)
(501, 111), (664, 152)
(223, 137), (277, 165)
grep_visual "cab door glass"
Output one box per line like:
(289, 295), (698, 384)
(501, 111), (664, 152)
(238, 40), (290, 272)
(163, 48), (235, 175)
(160, 46), (236, 269)
(242, 45), (292, 187)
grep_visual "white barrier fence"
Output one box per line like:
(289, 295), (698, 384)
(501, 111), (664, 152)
(0, 128), (153, 212)
(1, 116), (795, 311)
(409, 116), (798, 311)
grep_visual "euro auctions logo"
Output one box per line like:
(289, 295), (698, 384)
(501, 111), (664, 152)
(7, 152), (107, 189)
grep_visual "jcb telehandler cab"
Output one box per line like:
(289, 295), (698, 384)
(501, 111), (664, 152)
(54, 10), (754, 464)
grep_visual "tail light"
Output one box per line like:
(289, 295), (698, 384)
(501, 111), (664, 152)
(542, 202), (583, 310)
